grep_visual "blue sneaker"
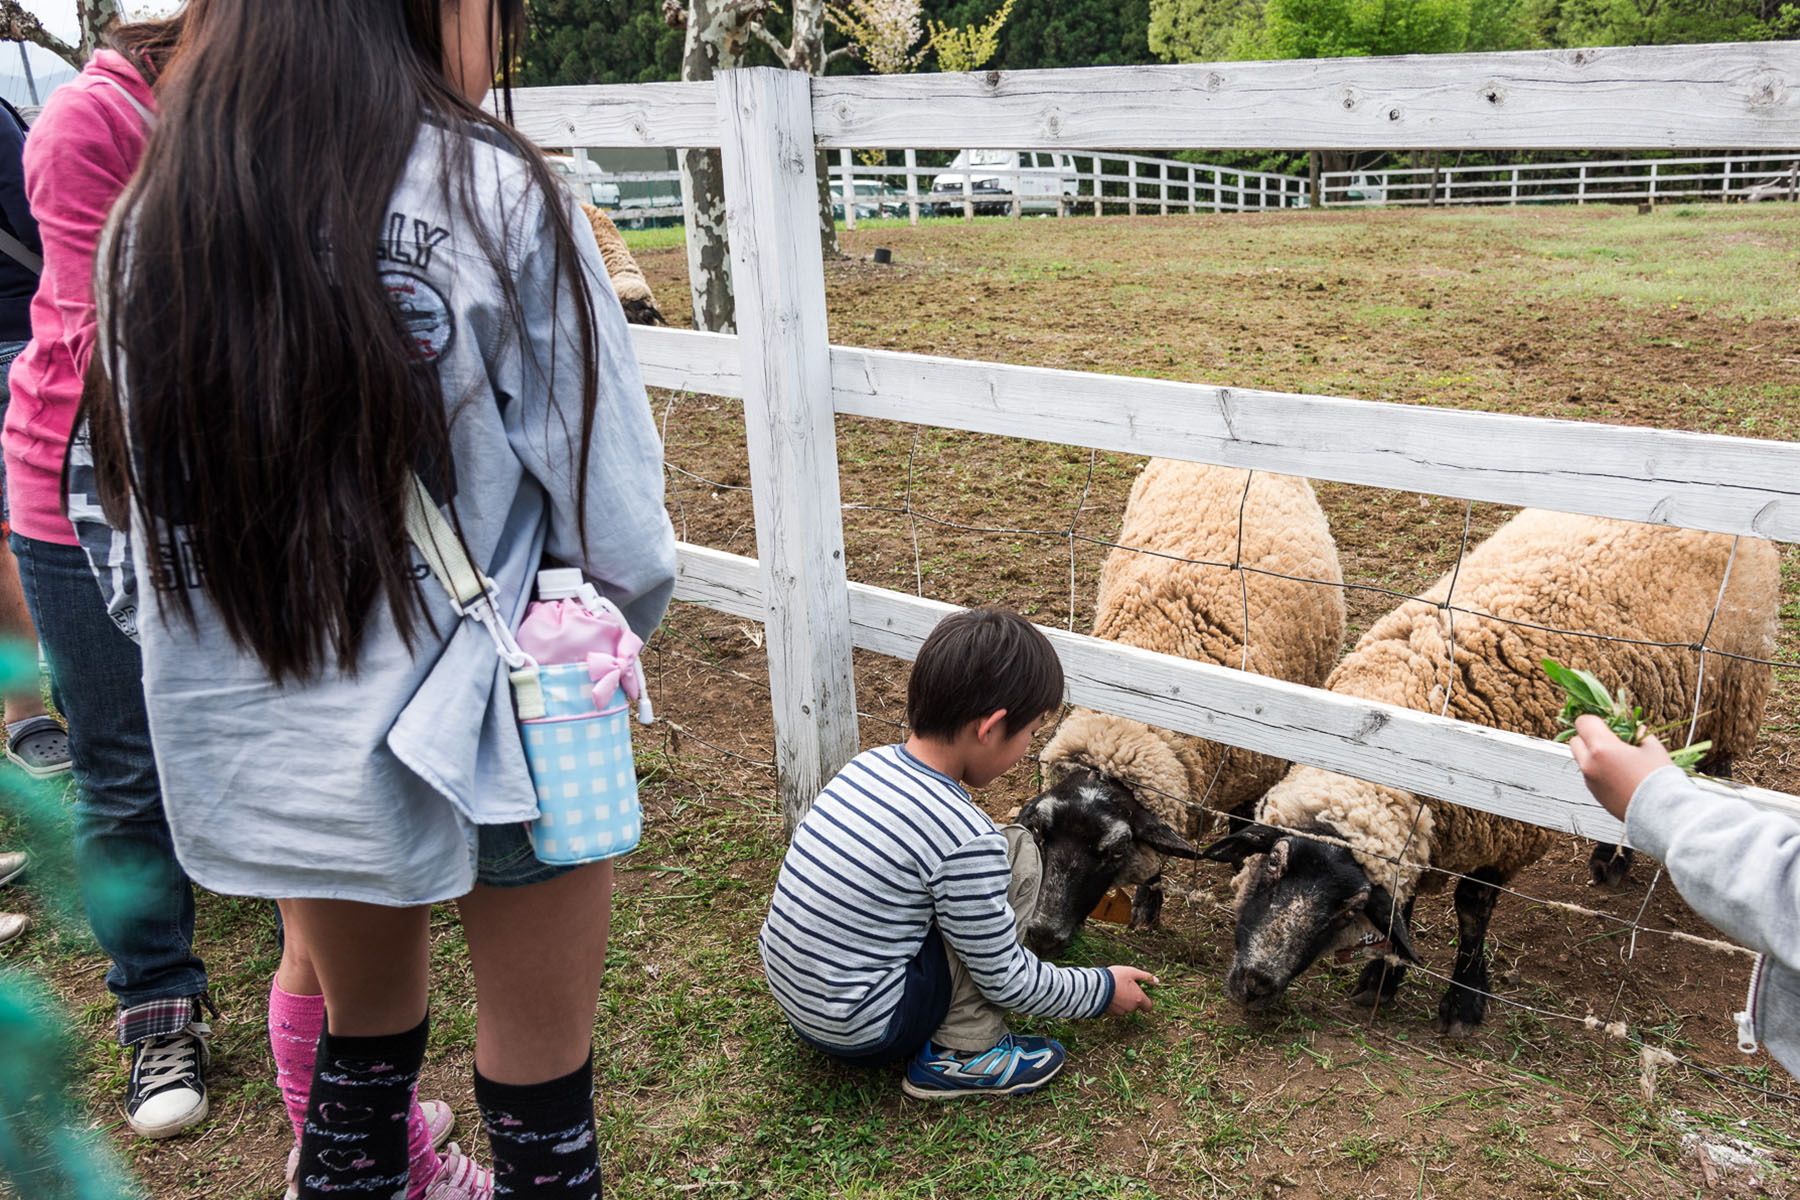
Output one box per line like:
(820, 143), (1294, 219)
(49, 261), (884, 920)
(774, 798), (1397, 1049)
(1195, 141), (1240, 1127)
(902, 1033), (1066, 1099)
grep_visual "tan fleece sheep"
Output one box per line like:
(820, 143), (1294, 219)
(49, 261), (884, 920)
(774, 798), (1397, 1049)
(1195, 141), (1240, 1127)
(581, 203), (667, 327)
(1258, 509), (1780, 898)
(1019, 463), (1345, 951)
(1217, 508), (1780, 1033)
(1042, 461), (1347, 839)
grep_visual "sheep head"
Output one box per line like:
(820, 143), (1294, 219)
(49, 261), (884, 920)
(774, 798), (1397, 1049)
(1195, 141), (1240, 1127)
(1201, 823), (1420, 1011)
(1017, 767), (1197, 958)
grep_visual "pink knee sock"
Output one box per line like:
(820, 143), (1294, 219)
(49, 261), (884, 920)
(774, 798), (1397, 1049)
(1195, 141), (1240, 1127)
(268, 978), (443, 1198)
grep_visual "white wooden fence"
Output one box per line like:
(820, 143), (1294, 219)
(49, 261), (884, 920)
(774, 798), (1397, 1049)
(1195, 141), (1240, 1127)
(512, 43), (1800, 838)
(828, 151), (1306, 227)
(1323, 151), (1800, 207)
(561, 149), (1307, 227)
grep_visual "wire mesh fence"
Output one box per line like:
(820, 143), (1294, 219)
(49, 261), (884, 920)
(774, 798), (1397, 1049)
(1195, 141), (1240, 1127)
(649, 370), (1800, 1120)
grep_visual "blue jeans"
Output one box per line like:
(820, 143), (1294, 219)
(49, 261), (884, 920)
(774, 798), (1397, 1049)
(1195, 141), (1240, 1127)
(794, 926), (951, 1067)
(12, 533), (206, 1006)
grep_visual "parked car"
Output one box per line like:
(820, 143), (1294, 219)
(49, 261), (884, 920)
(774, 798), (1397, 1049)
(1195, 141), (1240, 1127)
(1338, 172), (1388, 205)
(927, 150), (1079, 215)
(546, 153), (622, 208)
(831, 179), (908, 220)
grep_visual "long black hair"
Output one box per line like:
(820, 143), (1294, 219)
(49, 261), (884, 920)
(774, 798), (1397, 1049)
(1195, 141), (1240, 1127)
(93, 0), (602, 681)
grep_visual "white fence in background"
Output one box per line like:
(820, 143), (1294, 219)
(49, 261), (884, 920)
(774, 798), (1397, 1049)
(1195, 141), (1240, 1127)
(828, 151), (1306, 227)
(1323, 151), (1800, 207)
(557, 149), (1307, 227)
(511, 43), (1800, 838)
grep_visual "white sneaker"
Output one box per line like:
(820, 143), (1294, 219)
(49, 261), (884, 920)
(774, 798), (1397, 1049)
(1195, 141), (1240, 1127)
(283, 1099), (457, 1199)
(126, 1016), (211, 1138)
(0, 912), (26, 946)
(0, 850), (25, 888)
(422, 1143), (496, 1200)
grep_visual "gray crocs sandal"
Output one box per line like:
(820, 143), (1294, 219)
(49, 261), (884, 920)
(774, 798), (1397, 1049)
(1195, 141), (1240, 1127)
(6, 716), (72, 778)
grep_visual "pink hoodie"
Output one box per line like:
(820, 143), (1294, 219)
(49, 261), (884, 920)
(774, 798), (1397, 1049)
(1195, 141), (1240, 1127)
(3, 50), (154, 545)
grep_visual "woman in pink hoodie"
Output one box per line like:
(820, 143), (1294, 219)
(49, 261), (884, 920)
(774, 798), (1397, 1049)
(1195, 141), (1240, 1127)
(4, 18), (208, 1144)
(5, 14), (478, 1196)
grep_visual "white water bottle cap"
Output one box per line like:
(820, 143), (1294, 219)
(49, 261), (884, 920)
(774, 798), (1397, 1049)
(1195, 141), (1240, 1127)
(536, 567), (586, 601)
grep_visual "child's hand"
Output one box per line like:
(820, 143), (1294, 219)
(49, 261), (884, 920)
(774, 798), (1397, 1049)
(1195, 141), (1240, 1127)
(1568, 714), (1673, 821)
(1104, 966), (1157, 1015)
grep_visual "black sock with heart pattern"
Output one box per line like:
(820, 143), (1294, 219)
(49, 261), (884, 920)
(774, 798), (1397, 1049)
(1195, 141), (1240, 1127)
(293, 1015), (427, 1200)
(474, 1051), (601, 1198)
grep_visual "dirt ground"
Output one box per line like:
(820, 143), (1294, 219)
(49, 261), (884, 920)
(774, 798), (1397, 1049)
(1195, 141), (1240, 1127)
(634, 205), (1800, 1192)
(8, 204), (1799, 1199)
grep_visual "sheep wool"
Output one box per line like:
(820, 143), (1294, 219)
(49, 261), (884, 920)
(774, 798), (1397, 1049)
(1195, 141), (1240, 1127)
(581, 203), (668, 326)
(1254, 508), (1782, 902)
(1044, 462), (1346, 839)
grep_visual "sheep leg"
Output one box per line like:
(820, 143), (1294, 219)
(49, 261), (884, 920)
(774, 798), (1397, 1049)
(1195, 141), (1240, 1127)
(1588, 842), (1634, 887)
(1436, 868), (1503, 1038)
(1129, 874), (1164, 929)
(1349, 897), (1415, 1009)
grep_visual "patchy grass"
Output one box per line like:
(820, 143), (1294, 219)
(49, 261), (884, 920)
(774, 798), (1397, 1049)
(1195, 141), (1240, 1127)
(8, 202), (1800, 1199)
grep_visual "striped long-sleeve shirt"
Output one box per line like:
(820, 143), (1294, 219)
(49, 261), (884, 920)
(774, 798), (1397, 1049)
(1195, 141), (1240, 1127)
(759, 745), (1114, 1051)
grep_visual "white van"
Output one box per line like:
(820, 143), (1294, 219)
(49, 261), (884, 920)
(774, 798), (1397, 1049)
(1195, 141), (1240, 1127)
(928, 150), (1079, 214)
(546, 153), (622, 208)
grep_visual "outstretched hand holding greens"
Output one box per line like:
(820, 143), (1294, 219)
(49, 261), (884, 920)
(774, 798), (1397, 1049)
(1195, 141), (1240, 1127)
(1541, 658), (1710, 774)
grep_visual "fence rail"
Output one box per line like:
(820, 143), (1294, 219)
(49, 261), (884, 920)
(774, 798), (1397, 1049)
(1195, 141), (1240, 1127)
(512, 43), (1800, 834)
(1324, 151), (1800, 207)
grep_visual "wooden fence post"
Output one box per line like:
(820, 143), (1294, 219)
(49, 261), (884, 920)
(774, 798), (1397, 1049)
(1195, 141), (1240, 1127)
(1093, 157), (1103, 216)
(1578, 163), (1587, 204)
(839, 147), (855, 230)
(716, 68), (860, 833)
(1159, 160), (1169, 214)
(905, 147), (919, 224)
(1127, 158), (1138, 215)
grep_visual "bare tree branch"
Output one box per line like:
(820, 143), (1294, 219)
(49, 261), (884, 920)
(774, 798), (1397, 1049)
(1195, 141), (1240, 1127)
(0, 0), (83, 69)
(746, 20), (797, 66)
(823, 43), (857, 64)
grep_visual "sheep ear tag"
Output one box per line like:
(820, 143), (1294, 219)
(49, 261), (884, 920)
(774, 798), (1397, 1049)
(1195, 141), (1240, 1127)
(1087, 889), (1134, 925)
(1334, 932), (1391, 964)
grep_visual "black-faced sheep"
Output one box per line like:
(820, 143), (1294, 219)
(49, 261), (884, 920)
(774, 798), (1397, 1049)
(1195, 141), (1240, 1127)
(1203, 508), (1780, 1036)
(1019, 462), (1346, 956)
(581, 203), (668, 327)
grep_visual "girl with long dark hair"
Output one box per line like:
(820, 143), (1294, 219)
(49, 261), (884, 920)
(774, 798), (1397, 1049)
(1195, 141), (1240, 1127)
(91, 2), (676, 1196)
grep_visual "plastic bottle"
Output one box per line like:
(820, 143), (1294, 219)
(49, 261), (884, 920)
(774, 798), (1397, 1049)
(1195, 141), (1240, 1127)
(516, 567), (652, 724)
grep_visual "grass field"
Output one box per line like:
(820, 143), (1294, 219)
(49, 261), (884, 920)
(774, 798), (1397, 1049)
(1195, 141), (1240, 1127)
(4, 202), (1799, 1199)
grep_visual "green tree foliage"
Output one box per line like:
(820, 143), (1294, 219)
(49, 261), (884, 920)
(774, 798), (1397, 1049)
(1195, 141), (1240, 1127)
(921, 0), (1158, 69)
(1150, 0), (1797, 66)
(518, 0), (689, 86)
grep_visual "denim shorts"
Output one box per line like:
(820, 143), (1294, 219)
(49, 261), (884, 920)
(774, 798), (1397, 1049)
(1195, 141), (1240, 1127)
(474, 821), (580, 889)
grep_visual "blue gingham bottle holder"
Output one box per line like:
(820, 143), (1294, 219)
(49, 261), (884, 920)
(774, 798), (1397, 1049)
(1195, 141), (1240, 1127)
(522, 662), (642, 863)
(404, 476), (646, 868)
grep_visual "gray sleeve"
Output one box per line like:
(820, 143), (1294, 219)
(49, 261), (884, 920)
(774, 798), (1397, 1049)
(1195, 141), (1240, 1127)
(500, 191), (676, 640)
(1626, 765), (1800, 969)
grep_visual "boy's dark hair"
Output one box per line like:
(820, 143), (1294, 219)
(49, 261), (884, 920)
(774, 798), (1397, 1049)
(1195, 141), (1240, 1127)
(906, 608), (1064, 740)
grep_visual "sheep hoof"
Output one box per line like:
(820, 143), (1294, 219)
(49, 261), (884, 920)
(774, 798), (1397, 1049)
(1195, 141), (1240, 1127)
(1588, 843), (1635, 887)
(1349, 986), (1384, 1008)
(1435, 1017), (1479, 1040)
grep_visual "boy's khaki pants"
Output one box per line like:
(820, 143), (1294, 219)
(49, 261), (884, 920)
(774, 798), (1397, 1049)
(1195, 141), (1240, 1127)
(931, 823), (1042, 1053)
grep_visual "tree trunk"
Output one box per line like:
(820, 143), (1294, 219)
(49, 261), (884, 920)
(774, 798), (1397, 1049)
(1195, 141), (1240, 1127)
(675, 0), (752, 332)
(784, 0), (840, 258)
(77, 0), (121, 59)
(680, 147), (735, 332)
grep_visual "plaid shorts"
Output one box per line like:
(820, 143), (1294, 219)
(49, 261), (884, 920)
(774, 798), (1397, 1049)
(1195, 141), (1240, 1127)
(474, 820), (579, 889)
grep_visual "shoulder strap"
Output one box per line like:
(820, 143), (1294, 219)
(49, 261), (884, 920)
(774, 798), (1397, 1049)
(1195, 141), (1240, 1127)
(93, 74), (157, 129)
(0, 228), (40, 275)
(404, 474), (546, 718)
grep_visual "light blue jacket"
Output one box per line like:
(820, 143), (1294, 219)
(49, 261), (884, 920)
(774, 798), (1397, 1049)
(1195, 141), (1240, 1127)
(136, 123), (676, 905)
(1627, 765), (1800, 1079)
